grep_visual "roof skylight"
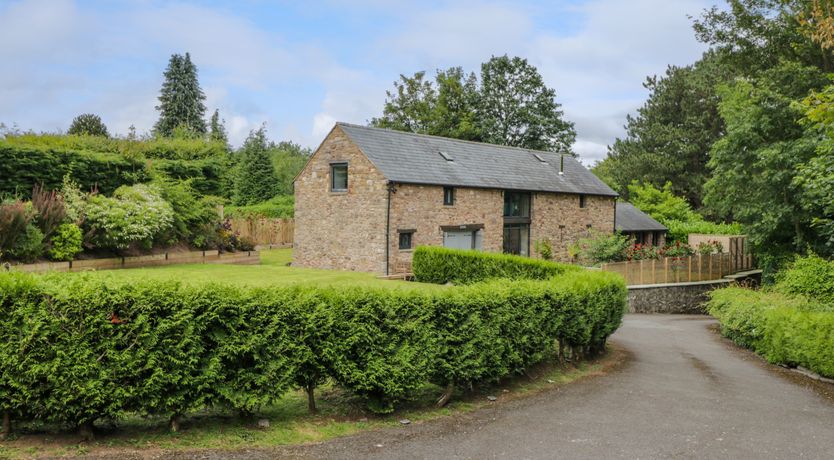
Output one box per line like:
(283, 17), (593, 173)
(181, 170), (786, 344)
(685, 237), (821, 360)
(438, 151), (454, 162)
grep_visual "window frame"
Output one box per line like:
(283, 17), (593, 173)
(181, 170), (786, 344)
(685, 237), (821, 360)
(443, 186), (455, 206)
(579, 194), (587, 209)
(397, 229), (415, 251)
(330, 162), (348, 192)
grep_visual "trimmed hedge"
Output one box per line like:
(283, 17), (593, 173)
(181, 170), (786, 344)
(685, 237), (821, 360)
(412, 246), (580, 285)
(0, 144), (149, 197)
(0, 266), (625, 428)
(708, 287), (834, 378)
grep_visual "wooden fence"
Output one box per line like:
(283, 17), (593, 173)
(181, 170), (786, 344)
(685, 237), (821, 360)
(7, 250), (260, 274)
(229, 218), (294, 246)
(601, 252), (755, 286)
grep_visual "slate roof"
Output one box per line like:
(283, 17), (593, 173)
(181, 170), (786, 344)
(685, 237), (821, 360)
(337, 123), (618, 197)
(615, 202), (668, 232)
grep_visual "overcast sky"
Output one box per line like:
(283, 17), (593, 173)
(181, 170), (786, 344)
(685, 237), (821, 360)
(0, 0), (713, 164)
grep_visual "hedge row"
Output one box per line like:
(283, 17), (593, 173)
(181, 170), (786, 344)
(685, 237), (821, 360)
(0, 144), (149, 197)
(412, 246), (580, 285)
(0, 269), (625, 430)
(0, 143), (231, 198)
(708, 287), (834, 378)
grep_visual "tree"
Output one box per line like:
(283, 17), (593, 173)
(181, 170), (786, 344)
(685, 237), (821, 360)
(67, 114), (109, 137)
(154, 53), (207, 137)
(479, 55), (575, 153)
(371, 57), (574, 152)
(597, 53), (730, 206)
(209, 109), (228, 144)
(270, 141), (311, 196)
(627, 181), (700, 224)
(704, 62), (830, 268)
(232, 126), (279, 205)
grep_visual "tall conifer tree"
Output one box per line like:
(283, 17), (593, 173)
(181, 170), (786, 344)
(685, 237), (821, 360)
(154, 52), (207, 136)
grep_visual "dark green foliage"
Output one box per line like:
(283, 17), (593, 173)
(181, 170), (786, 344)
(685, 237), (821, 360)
(412, 246), (579, 285)
(0, 261), (624, 426)
(232, 127), (279, 205)
(224, 195), (294, 219)
(270, 141), (311, 196)
(48, 223), (82, 261)
(154, 53), (208, 136)
(151, 156), (231, 198)
(208, 109), (228, 145)
(371, 56), (575, 152)
(67, 114), (109, 137)
(571, 231), (632, 265)
(7, 224), (44, 262)
(0, 143), (149, 198)
(155, 180), (221, 246)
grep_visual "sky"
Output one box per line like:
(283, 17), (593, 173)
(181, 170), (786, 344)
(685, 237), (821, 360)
(0, 0), (713, 164)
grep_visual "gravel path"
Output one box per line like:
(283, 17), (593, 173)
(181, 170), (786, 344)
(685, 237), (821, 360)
(87, 314), (834, 460)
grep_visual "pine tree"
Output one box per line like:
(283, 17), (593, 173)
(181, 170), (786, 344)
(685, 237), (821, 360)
(233, 126), (279, 205)
(154, 52), (207, 137)
(209, 109), (228, 144)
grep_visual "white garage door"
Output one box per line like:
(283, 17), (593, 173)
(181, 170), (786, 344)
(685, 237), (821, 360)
(443, 229), (483, 251)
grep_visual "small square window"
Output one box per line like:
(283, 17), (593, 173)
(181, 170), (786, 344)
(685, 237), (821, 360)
(398, 231), (414, 250)
(443, 187), (455, 206)
(579, 194), (586, 208)
(331, 163), (348, 192)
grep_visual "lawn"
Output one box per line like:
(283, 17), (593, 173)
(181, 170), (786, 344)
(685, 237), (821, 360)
(84, 248), (440, 290)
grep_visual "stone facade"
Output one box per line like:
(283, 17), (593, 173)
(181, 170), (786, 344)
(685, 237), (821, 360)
(388, 184), (504, 274)
(293, 126), (389, 273)
(294, 126), (618, 274)
(531, 193), (616, 261)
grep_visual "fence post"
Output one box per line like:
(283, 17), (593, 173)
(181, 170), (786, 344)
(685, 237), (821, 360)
(664, 258), (668, 284)
(639, 259), (644, 285)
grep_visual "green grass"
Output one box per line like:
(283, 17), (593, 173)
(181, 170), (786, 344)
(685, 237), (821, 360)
(0, 349), (622, 459)
(81, 248), (440, 290)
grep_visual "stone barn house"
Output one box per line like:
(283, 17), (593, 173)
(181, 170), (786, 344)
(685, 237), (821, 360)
(615, 202), (668, 247)
(293, 123), (618, 275)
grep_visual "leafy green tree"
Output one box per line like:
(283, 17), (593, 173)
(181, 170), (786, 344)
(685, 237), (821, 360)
(270, 141), (311, 195)
(372, 57), (573, 152)
(232, 126), (279, 205)
(371, 68), (481, 140)
(67, 114), (109, 137)
(627, 181), (700, 224)
(208, 109), (228, 145)
(154, 53), (207, 137)
(598, 54), (730, 206)
(479, 55), (575, 153)
(704, 62), (830, 265)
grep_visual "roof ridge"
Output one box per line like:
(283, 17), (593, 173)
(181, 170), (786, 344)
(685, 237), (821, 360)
(336, 122), (574, 158)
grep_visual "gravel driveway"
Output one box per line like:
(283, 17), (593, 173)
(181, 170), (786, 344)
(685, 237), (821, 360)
(87, 314), (834, 460)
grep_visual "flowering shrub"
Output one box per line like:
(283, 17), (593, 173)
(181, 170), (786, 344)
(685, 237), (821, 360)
(696, 240), (724, 255)
(625, 243), (663, 261)
(663, 241), (695, 258)
(84, 184), (174, 250)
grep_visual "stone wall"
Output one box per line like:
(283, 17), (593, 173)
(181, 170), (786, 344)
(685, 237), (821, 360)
(388, 184), (503, 274)
(293, 126), (389, 273)
(627, 279), (732, 314)
(531, 193), (616, 261)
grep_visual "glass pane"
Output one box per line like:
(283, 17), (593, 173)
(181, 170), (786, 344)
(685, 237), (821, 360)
(332, 164), (347, 190)
(503, 192), (530, 217)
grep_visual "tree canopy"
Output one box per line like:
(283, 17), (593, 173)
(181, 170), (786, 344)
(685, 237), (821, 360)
(154, 53), (208, 137)
(68, 114), (109, 137)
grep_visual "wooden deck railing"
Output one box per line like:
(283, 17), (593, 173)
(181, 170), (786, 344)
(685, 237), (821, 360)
(600, 252), (754, 285)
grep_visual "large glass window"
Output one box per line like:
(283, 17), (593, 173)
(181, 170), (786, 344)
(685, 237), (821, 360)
(331, 163), (348, 192)
(503, 224), (530, 256)
(504, 192), (530, 217)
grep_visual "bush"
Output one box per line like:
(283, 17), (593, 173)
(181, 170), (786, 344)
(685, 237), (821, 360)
(48, 223), (83, 261)
(224, 195), (294, 219)
(0, 143), (149, 199)
(0, 201), (34, 256)
(0, 262), (625, 427)
(709, 286), (834, 378)
(7, 224), (44, 262)
(665, 219), (743, 244)
(412, 246), (579, 285)
(154, 180), (221, 246)
(571, 231), (631, 266)
(83, 184), (174, 250)
(775, 254), (834, 306)
(31, 183), (66, 239)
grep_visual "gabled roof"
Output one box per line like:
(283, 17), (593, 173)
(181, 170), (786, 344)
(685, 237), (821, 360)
(616, 202), (668, 232)
(336, 123), (618, 197)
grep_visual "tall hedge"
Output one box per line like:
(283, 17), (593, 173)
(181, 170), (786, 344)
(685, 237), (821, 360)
(412, 246), (580, 284)
(0, 266), (625, 429)
(0, 144), (149, 197)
